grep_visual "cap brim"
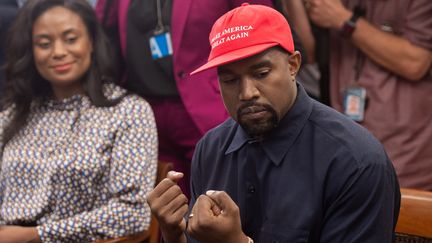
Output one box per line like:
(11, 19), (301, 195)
(190, 42), (279, 75)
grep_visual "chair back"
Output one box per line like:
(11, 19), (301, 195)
(395, 188), (432, 242)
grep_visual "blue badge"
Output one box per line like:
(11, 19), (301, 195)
(343, 86), (366, 122)
(149, 32), (173, 59)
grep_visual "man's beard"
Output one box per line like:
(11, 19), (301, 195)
(237, 101), (279, 138)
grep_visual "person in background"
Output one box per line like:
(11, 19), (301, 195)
(282, 0), (327, 100)
(0, 0), (19, 98)
(95, 0), (276, 198)
(147, 4), (400, 243)
(307, 0), (432, 190)
(0, 0), (157, 242)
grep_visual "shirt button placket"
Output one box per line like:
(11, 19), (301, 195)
(248, 185), (256, 194)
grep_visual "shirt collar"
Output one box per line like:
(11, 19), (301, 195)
(225, 124), (252, 154)
(225, 83), (313, 166)
(44, 94), (90, 111)
(42, 83), (124, 111)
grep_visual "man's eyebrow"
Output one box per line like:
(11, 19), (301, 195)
(218, 60), (273, 74)
(217, 66), (234, 75)
(249, 60), (272, 70)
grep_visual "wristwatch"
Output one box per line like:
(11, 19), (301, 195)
(340, 6), (365, 38)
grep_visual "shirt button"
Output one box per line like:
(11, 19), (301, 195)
(248, 185), (255, 193)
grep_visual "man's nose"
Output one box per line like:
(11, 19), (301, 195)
(239, 78), (259, 101)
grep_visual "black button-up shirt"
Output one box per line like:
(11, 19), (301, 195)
(189, 84), (400, 242)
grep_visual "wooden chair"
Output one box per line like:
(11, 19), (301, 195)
(395, 188), (432, 242)
(94, 161), (174, 243)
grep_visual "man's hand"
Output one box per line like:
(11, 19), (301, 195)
(307, 0), (351, 29)
(187, 190), (248, 243)
(0, 226), (41, 243)
(146, 171), (189, 243)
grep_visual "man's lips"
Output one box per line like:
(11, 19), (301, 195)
(238, 106), (270, 120)
(239, 105), (267, 115)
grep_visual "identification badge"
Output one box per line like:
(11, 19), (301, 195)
(343, 86), (366, 122)
(149, 32), (173, 59)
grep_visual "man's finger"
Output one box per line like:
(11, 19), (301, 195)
(147, 178), (176, 201)
(159, 191), (189, 217)
(147, 171), (183, 200)
(167, 170), (184, 182)
(205, 190), (237, 214)
(192, 194), (215, 216)
(149, 183), (185, 214)
(159, 199), (189, 228)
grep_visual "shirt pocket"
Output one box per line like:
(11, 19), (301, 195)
(260, 224), (309, 243)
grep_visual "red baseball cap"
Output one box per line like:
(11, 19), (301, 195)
(191, 3), (294, 75)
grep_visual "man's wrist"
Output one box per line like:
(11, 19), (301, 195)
(336, 9), (353, 29)
(161, 229), (186, 243)
(162, 233), (187, 243)
(340, 6), (366, 38)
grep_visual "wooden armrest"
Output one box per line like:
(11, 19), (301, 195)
(396, 188), (432, 238)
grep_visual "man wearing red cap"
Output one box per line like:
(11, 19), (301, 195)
(95, 0), (276, 199)
(147, 3), (400, 243)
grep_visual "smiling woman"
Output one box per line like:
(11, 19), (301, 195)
(32, 6), (93, 99)
(0, 0), (158, 242)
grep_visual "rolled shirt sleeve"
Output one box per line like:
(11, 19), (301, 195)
(401, 0), (432, 50)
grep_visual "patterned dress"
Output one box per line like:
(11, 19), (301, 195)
(0, 84), (158, 242)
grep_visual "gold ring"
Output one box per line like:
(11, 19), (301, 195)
(188, 213), (194, 218)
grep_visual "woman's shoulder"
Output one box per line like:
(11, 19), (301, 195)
(0, 105), (16, 123)
(103, 83), (128, 100)
(0, 105), (16, 142)
(103, 83), (152, 114)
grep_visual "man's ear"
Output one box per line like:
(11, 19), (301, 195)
(288, 51), (302, 75)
